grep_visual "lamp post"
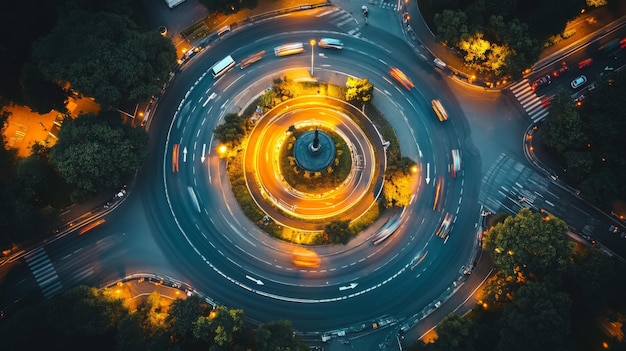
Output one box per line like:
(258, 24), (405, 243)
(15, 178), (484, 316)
(310, 39), (316, 76)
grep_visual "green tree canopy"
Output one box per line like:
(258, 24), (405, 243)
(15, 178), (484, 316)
(32, 10), (176, 108)
(383, 170), (412, 208)
(484, 208), (574, 283)
(433, 313), (477, 351)
(256, 320), (309, 351)
(433, 9), (468, 45)
(49, 112), (148, 197)
(540, 89), (586, 153)
(213, 112), (247, 146)
(345, 77), (373, 103)
(496, 282), (571, 351)
(199, 0), (258, 14)
(324, 219), (353, 244)
(165, 295), (214, 344)
(193, 305), (244, 348)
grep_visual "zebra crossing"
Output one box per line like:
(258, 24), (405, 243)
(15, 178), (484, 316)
(509, 79), (550, 124)
(316, 7), (361, 37)
(25, 247), (63, 299)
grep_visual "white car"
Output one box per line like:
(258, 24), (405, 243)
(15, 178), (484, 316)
(571, 75), (587, 89)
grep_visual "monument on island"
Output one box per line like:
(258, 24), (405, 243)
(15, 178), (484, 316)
(292, 127), (336, 173)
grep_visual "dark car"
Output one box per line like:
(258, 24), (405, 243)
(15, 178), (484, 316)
(552, 62), (569, 77)
(531, 75), (551, 91)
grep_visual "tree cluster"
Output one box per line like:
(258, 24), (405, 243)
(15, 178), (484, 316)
(0, 0), (177, 113)
(0, 108), (148, 251)
(539, 68), (626, 210)
(0, 285), (310, 351)
(409, 208), (626, 350)
(199, 0), (258, 14)
(430, 0), (589, 78)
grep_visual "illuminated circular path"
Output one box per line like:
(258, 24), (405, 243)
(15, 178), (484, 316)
(244, 96), (386, 229)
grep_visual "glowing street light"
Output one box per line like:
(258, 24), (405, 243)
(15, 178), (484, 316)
(217, 144), (228, 158)
(310, 39), (316, 76)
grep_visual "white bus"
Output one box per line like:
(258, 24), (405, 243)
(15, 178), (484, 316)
(274, 42), (305, 57)
(211, 55), (236, 78)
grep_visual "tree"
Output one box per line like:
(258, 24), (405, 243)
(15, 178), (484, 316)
(540, 89), (586, 153)
(193, 305), (244, 349)
(32, 10), (176, 108)
(20, 62), (69, 114)
(345, 77), (373, 103)
(484, 208), (574, 284)
(457, 32), (491, 67)
(433, 313), (477, 351)
(383, 170), (412, 207)
(49, 113), (148, 197)
(199, 0), (258, 14)
(433, 9), (469, 45)
(213, 112), (247, 146)
(324, 219), (352, 244)
(256, 320), (309, 351)
(496, 282), (571, 351)
(0, 0), (58, 104)
(165, 295), (213, 344)
(587, 0), (607, 6)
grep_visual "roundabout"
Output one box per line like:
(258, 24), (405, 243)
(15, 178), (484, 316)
(245, 96), (386, 227)
(153, 8), (480, 334)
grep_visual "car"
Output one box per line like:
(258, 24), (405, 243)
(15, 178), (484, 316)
(571, 75), (587, 89)
(531, 75), (551, 91)
(436, 213), (454, 239)
(431, 99), (448, 122)
(578, 58), (593, 69)
(389, 67), (414, 90)
(552, 62), (568, 77)
(610, 225), (620, 234)
(318, 38), (343, 49)
(450, 149), (461, 178)
(581, 234), (596, 245)
(574, 94), (587, 106)
(433, 58), (447, 69)
(433, 176), (444, 211)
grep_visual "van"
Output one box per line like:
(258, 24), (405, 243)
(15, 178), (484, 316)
(319, 38), (343, 49)
(274, 43), (305, 57)
(217, 25), (231, 36)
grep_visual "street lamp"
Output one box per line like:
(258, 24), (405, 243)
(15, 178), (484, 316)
(310, 39), (316, 76)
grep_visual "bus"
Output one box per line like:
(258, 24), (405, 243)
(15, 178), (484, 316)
(241, 50), (265, 69)
(274, 42), (305, 57)
(211, 55), (236, 78)
(431, 99), (448, 122)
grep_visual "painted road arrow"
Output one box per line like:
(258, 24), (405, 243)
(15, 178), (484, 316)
(183, 147), (188, 162)
(201, 144), (206, 163)
(245, 275), (264, 285)
(339, 282), (358, 291)
(426, 163), (430, 184)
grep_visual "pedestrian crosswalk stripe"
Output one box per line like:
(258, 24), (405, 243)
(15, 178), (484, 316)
(316, 8), (339, 17)
(509, 79), (549, 124)
(337, 16), (355, 27)
(25, 246), (63, 299)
